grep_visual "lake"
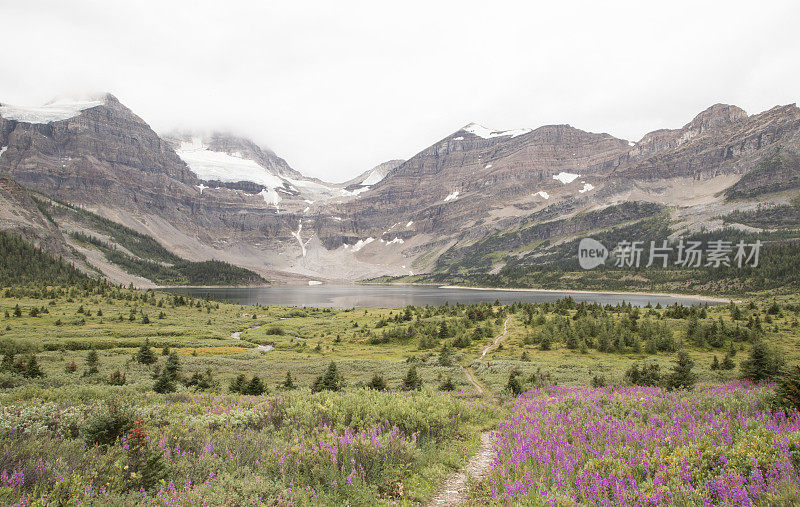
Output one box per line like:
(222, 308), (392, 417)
(162, 284), (719, 309)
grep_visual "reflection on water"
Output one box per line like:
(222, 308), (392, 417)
(162, 285), (716, 309)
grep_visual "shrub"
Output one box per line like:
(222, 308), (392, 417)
(82, 402), (135, 447)
(367, 374), (386, 391)
(439, 376), (456, 391)
(626, 362), (661, 386)
(778, 365), (800, 412)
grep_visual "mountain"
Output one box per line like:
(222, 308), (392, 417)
(344, 159), (405, 189)
(1, 94), (799, 288)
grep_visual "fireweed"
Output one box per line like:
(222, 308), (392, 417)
(0, 388), (490, 505)
(479, 381), (800, 505)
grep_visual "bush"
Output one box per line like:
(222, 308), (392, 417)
(82, 402), (135, 447)
(367, 374), (387, 391)
(626, 362), (661, 386)
(778, 365), (800, 412)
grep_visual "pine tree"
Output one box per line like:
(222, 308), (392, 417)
(230, 374), (247, 393)
(665, 350), (696, 390)
(24, 355), (44, 378)
(506, 371), (523, 395)
(401, 365), (422, 391)
(84, 349), (100, 376)
(740, 340), (784, 382)
(710, 355), (719, 371)
(439, 376), (456, 391)
(367, 373), (386, 390)
(136, 339), (157, 365)
(282, 371), (295, 390)
(312, 361), (344, 392)
(721, 353), (735, 370)
(438, 343), (454, 367)
(164, 352), (181, 382)
(153, 370), (176, 393)
(245, 375), (265, 395)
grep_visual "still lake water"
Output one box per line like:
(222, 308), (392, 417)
(163, 285), (717, 309)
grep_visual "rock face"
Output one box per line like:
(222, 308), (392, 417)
(1, 94), (800, 285)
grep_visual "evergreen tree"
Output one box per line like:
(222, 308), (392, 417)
(312, 361), (344, 392)
(164, 352), (181, 382)
(84, 349), (100, 376)
(439, 376), (456, 391)
(153, 370), (176, 393)
(282, 371), (295, 390)
(438, 343), (454, 367)
(506, 371), (523, 395)
(710, 355), (719, 371)
(244, 375), (266, 395)
(665, 350), (696, 390)
(24, 355), (44, 378)
(740, 340), (784, 382)
(721, 353), (735, 370)
(230, 374), (247, 393)
(401, 365), (422, 391)
(367, 374), (386, 391)
(136, 339), (157, 365)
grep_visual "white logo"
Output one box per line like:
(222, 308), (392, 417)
(578, 238), (608, 270)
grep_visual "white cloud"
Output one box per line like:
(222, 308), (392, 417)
(0, 0), (798, 182)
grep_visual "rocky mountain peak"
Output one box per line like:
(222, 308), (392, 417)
(685, 103), (748, 132)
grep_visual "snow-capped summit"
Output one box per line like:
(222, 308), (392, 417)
(0, 95), (108, 124)
(460, 122), (532, 139)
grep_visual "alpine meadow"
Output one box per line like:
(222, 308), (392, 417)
(2, 1), (800, 505)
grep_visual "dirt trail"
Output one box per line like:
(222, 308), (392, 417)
(428, 432), (494, 507)
(428, 317), (511, 506)
(480, 315), (512, 359)
(462, 367), (483, 395)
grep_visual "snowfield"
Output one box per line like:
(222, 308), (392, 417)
(0, 98), (105, 124)
(444, 191), (459, 202)
(553, 172), (581, 184)
(462, 123), (531, 139)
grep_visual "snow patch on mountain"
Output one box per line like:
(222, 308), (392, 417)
(0, 98), (105, 124)
(177, 138), (284, 188)
(258, 188), (281, 209)
(553, 172), (581, 184)
(462, 123), (531, 139)
(361, 168), (386, 186)
(0, 146), (6, 159)
(444, 191), (459, 202)
(351, 237), (375, 252)
(386, 237), (404, 245)
(579, 182), (595, 193)
(535, 190), (550, 199)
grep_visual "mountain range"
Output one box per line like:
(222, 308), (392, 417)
(0, 93), (798, 287)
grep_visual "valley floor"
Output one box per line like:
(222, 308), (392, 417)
(0, 285), (799, 505)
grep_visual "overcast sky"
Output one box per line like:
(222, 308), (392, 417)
(1, 0), (798, 182)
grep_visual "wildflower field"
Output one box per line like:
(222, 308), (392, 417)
(1, 285), (800, 505)
(479, 382), (800, 505)
(0, 389), (493, 505)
